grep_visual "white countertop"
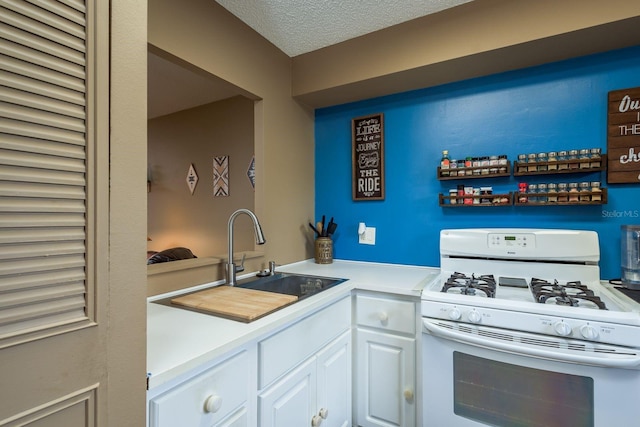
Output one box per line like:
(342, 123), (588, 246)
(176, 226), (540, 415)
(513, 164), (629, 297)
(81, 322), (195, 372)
(147, 259), (439, 390)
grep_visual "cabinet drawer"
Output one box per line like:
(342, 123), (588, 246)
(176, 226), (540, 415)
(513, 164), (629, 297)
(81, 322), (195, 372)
(149, 351), (249, 427)
(259, 296), (350, 389)
(356, 294), (415, 334)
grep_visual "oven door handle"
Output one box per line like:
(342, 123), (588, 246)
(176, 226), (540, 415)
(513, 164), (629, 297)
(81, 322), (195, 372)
(423, 319), (640, 369)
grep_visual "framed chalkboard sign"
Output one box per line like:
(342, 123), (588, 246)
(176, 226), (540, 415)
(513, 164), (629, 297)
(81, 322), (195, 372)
(352, 113), (385, 200)
(607, 87), (640, 184)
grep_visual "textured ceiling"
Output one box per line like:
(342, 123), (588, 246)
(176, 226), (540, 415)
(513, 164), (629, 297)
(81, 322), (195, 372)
(215, 0), (474, 57)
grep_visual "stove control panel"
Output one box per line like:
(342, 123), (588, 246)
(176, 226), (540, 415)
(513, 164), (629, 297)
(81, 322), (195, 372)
(488, 232), (536, 249)
(421, 301), (640, 347)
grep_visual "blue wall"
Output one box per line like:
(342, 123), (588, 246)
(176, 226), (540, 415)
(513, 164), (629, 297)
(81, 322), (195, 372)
(315, 46), (640, 279)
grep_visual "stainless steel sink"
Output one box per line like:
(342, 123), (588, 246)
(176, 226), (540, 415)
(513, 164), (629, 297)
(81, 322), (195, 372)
(236, 273), (347, 300)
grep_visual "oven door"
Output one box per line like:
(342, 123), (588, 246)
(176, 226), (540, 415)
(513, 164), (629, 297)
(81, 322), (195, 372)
(422, 318), (640, 427)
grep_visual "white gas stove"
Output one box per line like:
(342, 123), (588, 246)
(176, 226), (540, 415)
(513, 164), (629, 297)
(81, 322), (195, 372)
(421, 228), (640, 345)
(421, 229), (640, 427)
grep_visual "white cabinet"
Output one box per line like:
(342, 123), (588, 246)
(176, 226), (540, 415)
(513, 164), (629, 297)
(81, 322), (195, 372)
(259, 330), (351, 427)
(355, 292), (417, 427)
(259, 296), (351, 427)
(148, 350), (251, 427)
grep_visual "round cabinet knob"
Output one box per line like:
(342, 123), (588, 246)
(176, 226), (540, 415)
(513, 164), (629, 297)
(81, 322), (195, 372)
(311, 414), (323, 427)
(204, 395), (223, 413)
(448, 308), (461, 321)
(553, 321), (572, 337)
(467, 310), (481, 324)
(378, 312), (389, 324)
(580, 324), (599, 340)
(403, 389), (414, 402)
(318, 408), (329, 419)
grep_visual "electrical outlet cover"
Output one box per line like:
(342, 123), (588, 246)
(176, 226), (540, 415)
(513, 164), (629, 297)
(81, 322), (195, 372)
(359, 227), (376, 245)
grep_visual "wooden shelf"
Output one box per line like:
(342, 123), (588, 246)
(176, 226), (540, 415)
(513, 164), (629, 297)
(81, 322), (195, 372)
(513, 154), (606, 176)
(437, 162), (510, 180)
(513, 188), (608, 206)
(439, 192), (513, 207)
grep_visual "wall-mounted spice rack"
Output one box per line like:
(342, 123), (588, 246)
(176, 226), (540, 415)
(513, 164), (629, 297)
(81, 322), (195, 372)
(438, 192), (513, 207)
(513, 154), (607, 176)
(437, 163), (511, 180)
(514, 188), (608, 206)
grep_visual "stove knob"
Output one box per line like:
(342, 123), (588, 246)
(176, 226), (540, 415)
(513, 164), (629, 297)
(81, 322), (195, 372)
(553, 321), (572, 337)
(448, 308), (461, 321)
(580, 324), (599, 340)
(467, 310), (481, 324)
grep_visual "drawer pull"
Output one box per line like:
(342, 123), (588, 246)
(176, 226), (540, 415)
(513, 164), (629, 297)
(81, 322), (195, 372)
(204, 395), (223, 413)
(403, 388), (414, 402)
(319, 407), (329, 419)
(378, 311), (389, 324)
(311, 414), (323, 426)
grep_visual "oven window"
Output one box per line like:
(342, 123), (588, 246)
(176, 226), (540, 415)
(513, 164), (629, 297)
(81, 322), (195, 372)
(453, 352), (594, 427)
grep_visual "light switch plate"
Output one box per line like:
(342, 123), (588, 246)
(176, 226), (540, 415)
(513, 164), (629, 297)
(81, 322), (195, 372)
(359, 227), (376, 245)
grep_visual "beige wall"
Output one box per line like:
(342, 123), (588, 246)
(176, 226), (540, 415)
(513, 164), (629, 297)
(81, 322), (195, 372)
(148, 96), (255, 258)
(148, 0), (316, 285)
(292, 0), (640, 108)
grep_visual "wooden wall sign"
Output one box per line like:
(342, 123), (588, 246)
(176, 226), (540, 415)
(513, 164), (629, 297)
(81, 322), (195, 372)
(352, 113), (385, 200)
(607, 87), (640, 184)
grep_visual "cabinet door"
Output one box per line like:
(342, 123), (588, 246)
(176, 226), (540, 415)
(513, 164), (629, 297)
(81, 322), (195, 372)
(259, 356), (317, 427)
(317, 331), (352, 427)
(215, 407), (248, 427)
(357, 329), (416, 427)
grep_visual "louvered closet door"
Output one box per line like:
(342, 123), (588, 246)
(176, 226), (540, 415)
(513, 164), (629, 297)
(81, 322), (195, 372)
(0, 0), (108, 425)
(0, 0), (96, 345)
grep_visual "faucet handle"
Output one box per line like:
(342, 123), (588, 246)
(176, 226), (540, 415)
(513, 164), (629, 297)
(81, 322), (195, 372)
(235, 253), (246, 273)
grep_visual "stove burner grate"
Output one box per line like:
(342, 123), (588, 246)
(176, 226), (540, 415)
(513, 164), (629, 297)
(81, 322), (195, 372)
(530, 278), (607, 310)
(442, 272), (496, 298)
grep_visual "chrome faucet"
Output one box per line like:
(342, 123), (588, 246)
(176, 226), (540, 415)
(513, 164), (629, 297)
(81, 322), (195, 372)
(226, 208), (266, 286)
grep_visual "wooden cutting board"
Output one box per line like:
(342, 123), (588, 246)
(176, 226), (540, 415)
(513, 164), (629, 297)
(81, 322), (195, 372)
(171, 285), (298, 322)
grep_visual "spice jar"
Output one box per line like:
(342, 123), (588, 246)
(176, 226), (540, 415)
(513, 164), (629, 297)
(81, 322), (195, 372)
(528, 184), (538, 203)
(480, 186), (493, 204)
(547, 152), (558, 170)
(568, 182), (579, 202)
(449, 159), (458, 176)
(449, 189), (458, 205)
(557, 183), (569, 202)
(591, 181), (602, 202)
(558, 151), (569, 170)
(579, 182), (591, 202)
(517, 154), (527, 173)
(579, 149), (590, 170)
(465, 157), (473, 168)
(590, 148), (601, 168)
(527, 153), (537, 172)
(518, 182), (528, 203)
(473, 188), (481, 204)
(537, 183), (548, 203)
(498, 155), (508, 173)
(547, 183), (558, 203)
(464, 186), (474, 205)
(537, 152), (548, 172)
(568, 150), (579, 170)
